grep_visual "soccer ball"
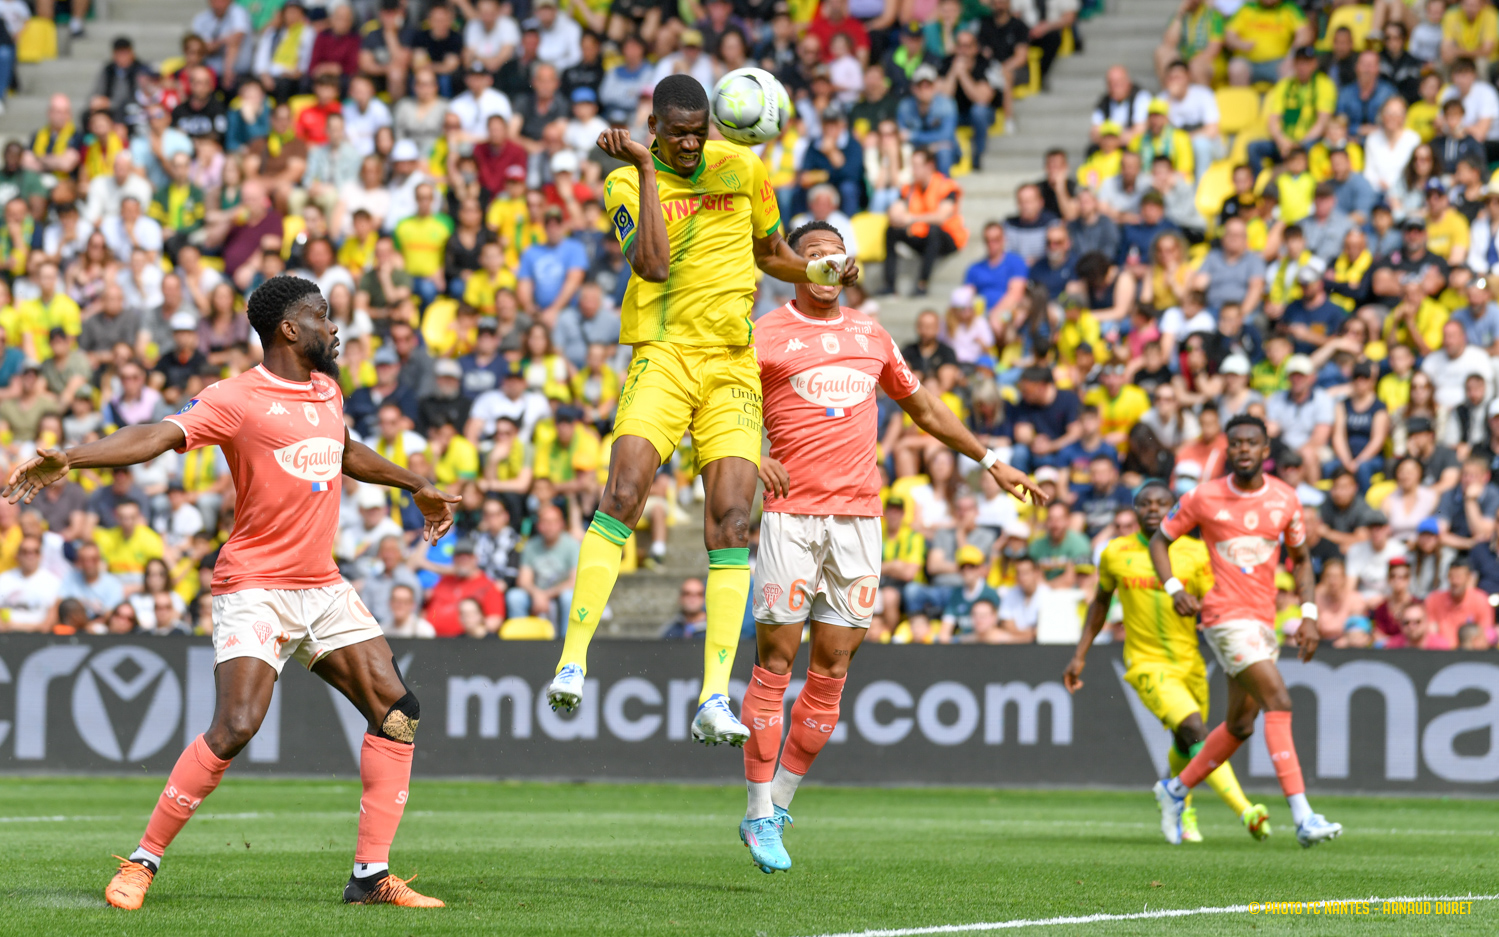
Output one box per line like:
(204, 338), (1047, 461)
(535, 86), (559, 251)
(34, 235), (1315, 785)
(711, 67), (792, 146)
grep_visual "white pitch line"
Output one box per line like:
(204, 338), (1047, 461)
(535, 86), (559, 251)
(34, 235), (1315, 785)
(793, 894), (1499, 937)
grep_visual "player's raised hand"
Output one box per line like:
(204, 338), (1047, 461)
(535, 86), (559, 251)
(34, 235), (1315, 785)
(597, 128), (653, 170)
(5, 449), (71, 504)
(413, 484), (463, 543)
(1063, 655), (1086, 693)
(1171, 591), (1201, 617)
(989, 462), (1048, 505)
(1295, 612), (1322, 661)
(758, 456), (790, 499)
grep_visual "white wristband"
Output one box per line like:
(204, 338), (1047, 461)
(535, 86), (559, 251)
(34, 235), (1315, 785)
(1163, 578), (1184, 596)
(980, 449), (1000, 469)
(1301, 602), (1319, 622)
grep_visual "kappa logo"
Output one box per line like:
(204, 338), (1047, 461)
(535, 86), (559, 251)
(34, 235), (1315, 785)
(762, 582), (784, 608)
(821, 334), (840, 354)
(785, 338), (807, 353)
(252, 621), (273, 645)
(223, 635), (241, 648)
(267, 402), (289, 416)
(302, 402), (320, 426)
(1215, 510), (1232, 521)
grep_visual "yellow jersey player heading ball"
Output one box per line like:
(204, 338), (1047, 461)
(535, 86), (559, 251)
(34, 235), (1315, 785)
(546, 75), (860, 746)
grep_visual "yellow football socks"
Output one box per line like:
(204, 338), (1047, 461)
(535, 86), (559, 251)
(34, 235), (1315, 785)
(701, 549), (750, 702)
(556, 513), (633, 675)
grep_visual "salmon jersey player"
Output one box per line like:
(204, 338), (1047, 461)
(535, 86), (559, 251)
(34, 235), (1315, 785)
(1150, 412), (1343, 849)
(735, 220), (1044, 874)
(5, 276), (460, 909)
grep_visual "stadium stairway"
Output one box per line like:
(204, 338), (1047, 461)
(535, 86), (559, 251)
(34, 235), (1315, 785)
(875, 0), (1179, 347)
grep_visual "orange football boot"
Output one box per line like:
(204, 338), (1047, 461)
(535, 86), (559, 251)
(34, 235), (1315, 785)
(105, 856), (155, 910)
(344, 872), (445, 908)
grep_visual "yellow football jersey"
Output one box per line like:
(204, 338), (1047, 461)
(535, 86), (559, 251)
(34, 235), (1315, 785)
(604, 140), (782, 347)
(1097, 533), (1212, 668)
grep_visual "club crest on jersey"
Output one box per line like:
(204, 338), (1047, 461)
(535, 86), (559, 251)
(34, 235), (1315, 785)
(821, 334), (840, 354)
(1244, 510), (1259, 530)
(175, 398), (200, 415)
(1270, 509), (1284, 528)
(303, 402), (320, 426)
(854, 333), (869, 351)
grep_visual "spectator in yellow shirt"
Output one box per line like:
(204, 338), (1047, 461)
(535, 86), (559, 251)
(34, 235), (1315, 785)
(1424, 182), (1471, 263)
(1249, 47), (1336, 168)
(532, 405), (602, 514)
(9, 263), (81, 362)
(1442, 0), (1499, 65)
(1084, 364), (1152, 450)
(1226, 0), (1314, 84)
(93, 501), (165, 584)
(462, 240), (519, 315)
(337, 209), (379, 275)
(485, 168), (543, 267)
(393, 182), (454, 309)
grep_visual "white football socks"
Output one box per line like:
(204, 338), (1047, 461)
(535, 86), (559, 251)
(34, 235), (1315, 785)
(771, 766), (804, 810)
(129, 846), (163, 870)
(1287, 793), (1314, 826)
(650, 540), (666, 558)
(746, 781), (774, 820)
(354, 861), (388, 879)
(1165, 776), (1189, 799)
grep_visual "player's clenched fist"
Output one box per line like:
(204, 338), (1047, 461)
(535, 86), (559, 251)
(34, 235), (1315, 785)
(598, 129), (653, 169)
(1171, 591), (1201, 617)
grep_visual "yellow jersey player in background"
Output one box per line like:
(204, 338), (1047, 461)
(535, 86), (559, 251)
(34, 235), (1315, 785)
(546, 75), (860, 746)
(1064, 479), (1269, 843)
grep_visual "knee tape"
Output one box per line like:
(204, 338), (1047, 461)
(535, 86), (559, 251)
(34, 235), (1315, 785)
(379, 692), (420, 744)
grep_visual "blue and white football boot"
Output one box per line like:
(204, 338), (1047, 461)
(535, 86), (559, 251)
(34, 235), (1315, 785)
(691, 694), (750, 746)
(546, 663), (585, 713)
(739, 816), (792, 874)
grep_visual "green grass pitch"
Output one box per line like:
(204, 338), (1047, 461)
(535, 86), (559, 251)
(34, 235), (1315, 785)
(2, 778), (1495, 936)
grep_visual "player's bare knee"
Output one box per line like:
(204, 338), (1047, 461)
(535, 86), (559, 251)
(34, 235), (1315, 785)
(706, 506), (751, 549)
(759, 650), (795, 675)
(208, 711), (262, 756)
(377, 691), (421, 744)
(1228, 716), (1257, 740)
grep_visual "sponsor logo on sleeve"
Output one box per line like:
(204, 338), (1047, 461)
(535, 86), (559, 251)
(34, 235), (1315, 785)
(613, 204), (635, 241)
(175, 399), (200, 415)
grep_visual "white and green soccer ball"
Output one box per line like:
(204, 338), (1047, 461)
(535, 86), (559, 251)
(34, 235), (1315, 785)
(711, 67), (792, 146)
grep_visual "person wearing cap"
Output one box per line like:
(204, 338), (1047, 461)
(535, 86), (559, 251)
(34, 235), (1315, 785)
(1280, 257), (1342, 354)
(1424, 180), (1472, 264)
(881, 21), (936, 95)
(1245, 45), (1333, 169)
(1129, 97), (1195, 179)
(1265, 352), (1334, 482)
(150, 313), (211, 398)
(451, 61), (515, 144)
(895, 63), (958, 175)
(933, 544), (1002, 642)
(418, 358), (474, 437)
(516, 204), (587, 320)
(1193, 216), (1266, 313)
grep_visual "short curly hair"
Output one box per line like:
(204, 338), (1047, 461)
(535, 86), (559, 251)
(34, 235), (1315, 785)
(653, 74), (709, 118)
(246, 275), (324, 346)
(787, 219), (843, 253)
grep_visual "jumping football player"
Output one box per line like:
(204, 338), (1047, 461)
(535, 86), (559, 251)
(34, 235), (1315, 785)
(6, 276), (459, 908)
(1066, 480), (1269, 844)
(545, 76), (859, 746)
(738, 220), (1045, 872)
(1149, 414), (1342, 848)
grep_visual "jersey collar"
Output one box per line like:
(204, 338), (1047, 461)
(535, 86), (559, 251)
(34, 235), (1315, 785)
(255, 363), (314, 389)
(786, 300), (844, 326)
(650, 142), (707, 184)
(1134, 531), (1152, 548)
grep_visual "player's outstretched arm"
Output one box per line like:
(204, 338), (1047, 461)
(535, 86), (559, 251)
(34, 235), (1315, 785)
(753, 230), (862, 287)
(1149, 530), (1200, 617)
(1288, 539), (1321, 662)
(4, 422), (187, 504)
(1065, 584), (1114, 693)
(895, 386), (1046, 505)
(598, 128), (670, 283)
(342, 433), (462, 543)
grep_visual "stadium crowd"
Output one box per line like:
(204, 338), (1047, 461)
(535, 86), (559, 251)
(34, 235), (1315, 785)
(0, 0), (1494, 655)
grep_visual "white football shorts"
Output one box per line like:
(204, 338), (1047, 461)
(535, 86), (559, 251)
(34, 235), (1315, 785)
(213, 581), (384, 675)
(1205, 617), (1281, 677)
(754, 512), (882, 628)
